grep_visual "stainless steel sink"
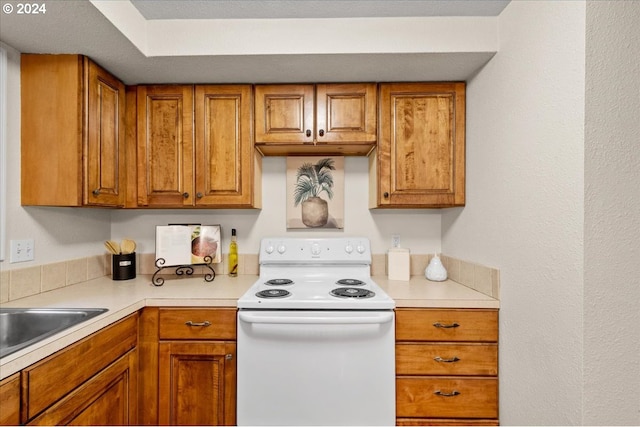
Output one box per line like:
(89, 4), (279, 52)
(0, 308), (108, 358)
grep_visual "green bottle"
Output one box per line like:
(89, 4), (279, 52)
(228, 229), (238, 277)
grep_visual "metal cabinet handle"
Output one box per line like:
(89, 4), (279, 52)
(306, 129), (312, 137)
(92, 189), (100, 196)
(383, 192), (389, 198)
(196, 192), (203, 199)
(225, 354), (233, 360)
(318, 129), (325, 137)
(183, 192), (189, 199)
(433, 322), (460, 329)
(185, 320), (211, 327)
(434, 356), (460, 363)
(434, 390), (460, 397)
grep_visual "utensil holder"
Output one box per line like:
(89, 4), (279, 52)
(112, 253), (136, 281)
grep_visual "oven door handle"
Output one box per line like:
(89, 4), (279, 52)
(238, 312), (394, 325)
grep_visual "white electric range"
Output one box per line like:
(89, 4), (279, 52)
(236, 237), (396, 426)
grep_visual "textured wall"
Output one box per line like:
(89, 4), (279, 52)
(441, 1), (586, 424)
(584, 1), (640, 424)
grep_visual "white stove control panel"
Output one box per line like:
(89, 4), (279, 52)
(259, 237), (371, 265)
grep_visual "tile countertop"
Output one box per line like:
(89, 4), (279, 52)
(0, 274), (498, 379)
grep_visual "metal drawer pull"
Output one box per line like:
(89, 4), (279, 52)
(434, 390), (460, 397)
(434, 356), (460, 363)
(433, 322), (460, 329)
(185, 320), (211, 327)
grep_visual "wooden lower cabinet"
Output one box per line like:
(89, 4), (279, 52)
(0, 373), (21, 426)
(139, 307), (237, 426)
(158, 341), (236, 426)
(395, 309), (499, 426)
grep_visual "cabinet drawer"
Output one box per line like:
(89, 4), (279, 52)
(159, 308), (236, 340)
(396, 418), (499, 426)
(396, 343), (497, 376)
(396, 377), (498, 419)
(396, 309), (498, 342)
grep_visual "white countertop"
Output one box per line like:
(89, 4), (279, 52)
(0, 274), (498, 379)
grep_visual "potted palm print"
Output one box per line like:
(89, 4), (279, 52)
(293, 158), (336, 227)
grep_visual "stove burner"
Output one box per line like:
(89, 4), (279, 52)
(256, 289), (291, 299)
(331, 287), (375, 299)
(336, 278), (366, 286)
(265, 279), (294, 286)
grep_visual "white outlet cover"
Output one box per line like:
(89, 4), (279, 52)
(10, 239), (34, 263)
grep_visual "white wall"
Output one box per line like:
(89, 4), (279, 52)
(584, 1), (640, 424)
(442, 1), (586, 424)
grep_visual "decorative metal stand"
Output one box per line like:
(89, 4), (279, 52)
(152, 256), (216, 286)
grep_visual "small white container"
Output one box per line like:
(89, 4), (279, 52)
(426, 254), (448, 282)
(388, 248), (410, 281)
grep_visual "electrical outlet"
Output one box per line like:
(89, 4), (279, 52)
(10, 239), (35, 263)
(391, 234), (401, 248)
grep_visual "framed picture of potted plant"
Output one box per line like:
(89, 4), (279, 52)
(286, 156), (344, 229)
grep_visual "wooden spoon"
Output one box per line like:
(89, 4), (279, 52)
(121, 239), (136, 255)
(105, 240), (120, 255)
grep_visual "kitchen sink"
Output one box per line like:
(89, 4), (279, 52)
(0, 308), (108, 359)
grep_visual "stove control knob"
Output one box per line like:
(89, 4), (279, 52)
(311, 243), (321, 255)
(277, 244), (287, 254)
(344, 244), (354, 254)
(356, 243), (366, 254)
(265, 244), (274, 254)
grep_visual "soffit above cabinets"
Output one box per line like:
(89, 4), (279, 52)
(0, 0), (508, 84)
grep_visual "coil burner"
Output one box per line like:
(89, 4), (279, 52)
(336, 278), (366, 286)
(330, 287), (375, 299)
(256, 289), (291, 299)
(264, 278), (294, 286)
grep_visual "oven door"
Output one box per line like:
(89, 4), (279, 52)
(237, 310), (395, 426)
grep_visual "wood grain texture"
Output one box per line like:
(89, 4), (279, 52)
(195, 85), (258, 207)
(137, 307), (159, 425)
(21, 54), (83, 206)
(396, 343), (498, 376)
(158, 307), (236, 340)
(158, 341), (236, 426)
(20, 54), (125, 207)
(374, 82), (465, 208)
(22, 314), (138, 421)
(396, 377), (498, 419)
(395, 309), (498, 342)
(254, 84), (314, 144)
(0, 373), (21, 426)
(136, 85), (194, 207)
(28, 349), (138, 426)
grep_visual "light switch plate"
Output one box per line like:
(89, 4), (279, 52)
(10, 239), (34, 263)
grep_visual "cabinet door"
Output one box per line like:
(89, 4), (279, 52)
(375, 82), (465, 207)
(159, 341), (236, 426)
(315, 83), (377, 144)
(85, 59), (126, 206)
(137, 85), (194, 207)
(28, 349), (138, 426)
(195, 85), (256, 207)
(0, 373), (20, 426)
(254, 84), (314, 144)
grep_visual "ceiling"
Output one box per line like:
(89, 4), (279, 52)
(0, 0), (510, 84)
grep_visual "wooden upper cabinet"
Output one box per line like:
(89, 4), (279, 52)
(136, 85), (260, 208)
(254, 83), (377, 156)
(136, 85), (194, 207)
(21, 54), (125, 207)
(371, 82), (466, 208)
(195, 85), (260, 208)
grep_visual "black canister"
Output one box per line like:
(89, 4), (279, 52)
(112, 252), (136, 280)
